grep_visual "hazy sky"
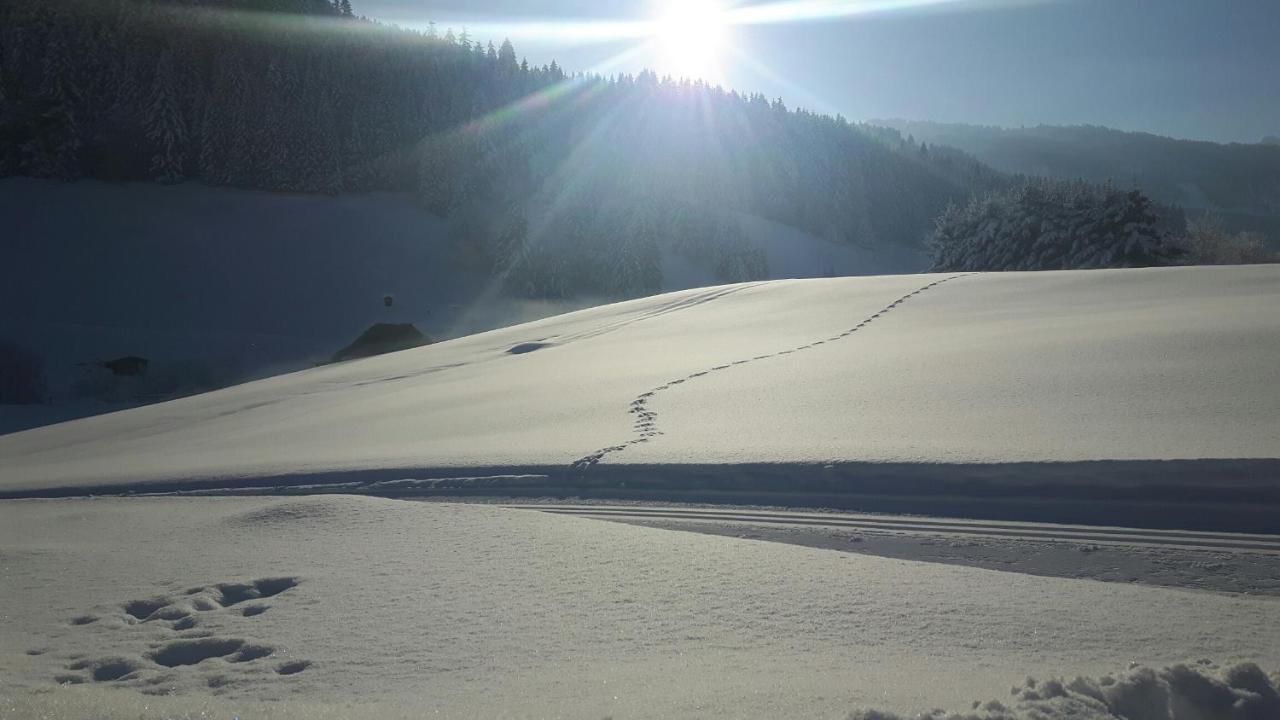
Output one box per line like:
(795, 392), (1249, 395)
(357, 0), (1279, 144)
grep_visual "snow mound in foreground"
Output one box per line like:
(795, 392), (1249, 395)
(853, 661), (1280, 720)
(4, 661), (1276, 720)
(5, 497), (1280, 717)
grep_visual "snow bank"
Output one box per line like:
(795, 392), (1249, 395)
(5, 662), (1277, 720)
(850, 661), (1280, 720)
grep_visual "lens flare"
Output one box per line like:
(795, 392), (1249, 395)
(651, 0), (729, 80)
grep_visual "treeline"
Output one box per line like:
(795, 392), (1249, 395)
(877, 119), (1280, 243)
(1, 0), (1009, 298)
(930, 180), (1186, 272)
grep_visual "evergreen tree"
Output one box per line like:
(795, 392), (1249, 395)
(498, 39), (517, 72)
(610, 211), (661, 295)
(34, 28), (82, 179)
(930, 180), (1185, 271)
(1, 0), (1027, 299)
(196, 102), (222, 183)
(146, 50), (186, 183)
(417, 141), (447, 214)
(0, 74), (9, 175)
(257, 60), (291, 189)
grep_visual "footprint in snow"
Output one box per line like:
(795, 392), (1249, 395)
(54, 577), (310, 687)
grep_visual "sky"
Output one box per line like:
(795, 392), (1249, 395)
(355, 0), (1280, 144)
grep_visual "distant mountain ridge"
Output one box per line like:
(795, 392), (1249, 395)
(872, 120), (1280, 244)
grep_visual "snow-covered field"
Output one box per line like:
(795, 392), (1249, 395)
(3, 266), (1277, 520)
(3, 496), (1279, 719)
(3, 265), (1279, 717)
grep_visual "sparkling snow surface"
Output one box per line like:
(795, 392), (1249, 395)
(3, 496), (1280, 718)
(2, 266), (1278, 492)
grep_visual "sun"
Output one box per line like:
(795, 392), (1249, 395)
(651, 0), (729, 80)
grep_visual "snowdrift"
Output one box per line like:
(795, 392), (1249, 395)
(2, 266), (1278, 528)
(4, 496), (1280, 717)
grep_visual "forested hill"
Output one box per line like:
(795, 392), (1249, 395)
(874, 120), (1280, 243)
(2, 0), (1008, 299)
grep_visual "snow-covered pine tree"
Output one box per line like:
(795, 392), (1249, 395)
(417, 136), (455, 215)
(608, 209), (661, 296)
(0, 0), (1017, 297)
(222, 57), (256, 187)
(35, 27), (82, 179)
(712, 215), (767, 282)
(146, 51), (186, 183)
(491, 210), (529, 279)
(342, 115), (368, 189)
(313, 87), (345, 195)
(196, 101), (222, 183)
(0, 73), (8, 175)
(258, 59), (293, 190)
(293, 67), (335, 193)
(930, 180), (1184, 271)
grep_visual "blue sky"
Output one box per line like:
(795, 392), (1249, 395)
(357, 0), (1280, 143)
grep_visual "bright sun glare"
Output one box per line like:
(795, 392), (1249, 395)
(651, 0), (728, 80)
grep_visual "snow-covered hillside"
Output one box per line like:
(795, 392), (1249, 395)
(4, 265), (1280, 719)
(1, 178), (917, 415)
(3, 265), (1277, 529)
(0, 178), (555, 385)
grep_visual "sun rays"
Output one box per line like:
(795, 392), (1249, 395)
(410, 0), (1039, 84)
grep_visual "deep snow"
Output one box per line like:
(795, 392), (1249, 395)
(3, 496), (1279, 718)
(4, 265), (1280, 718)
(2, 266), (1277, 508)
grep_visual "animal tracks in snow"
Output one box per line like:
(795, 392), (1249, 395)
(53, 576), (309, 690)
(120, 577), (298, 624)
(571, 275), (967, 470)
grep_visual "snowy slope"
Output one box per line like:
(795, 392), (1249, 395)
(3, 496), (1279, 719)
(3, 178), (901, 405)
(2, 265), (1277, 520)
(0, 178), (558, 387)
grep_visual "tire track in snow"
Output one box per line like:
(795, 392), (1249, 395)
(551, 282), (766, 346)
(570, 274), (968, 471)
(514, 504), (1280, 554)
